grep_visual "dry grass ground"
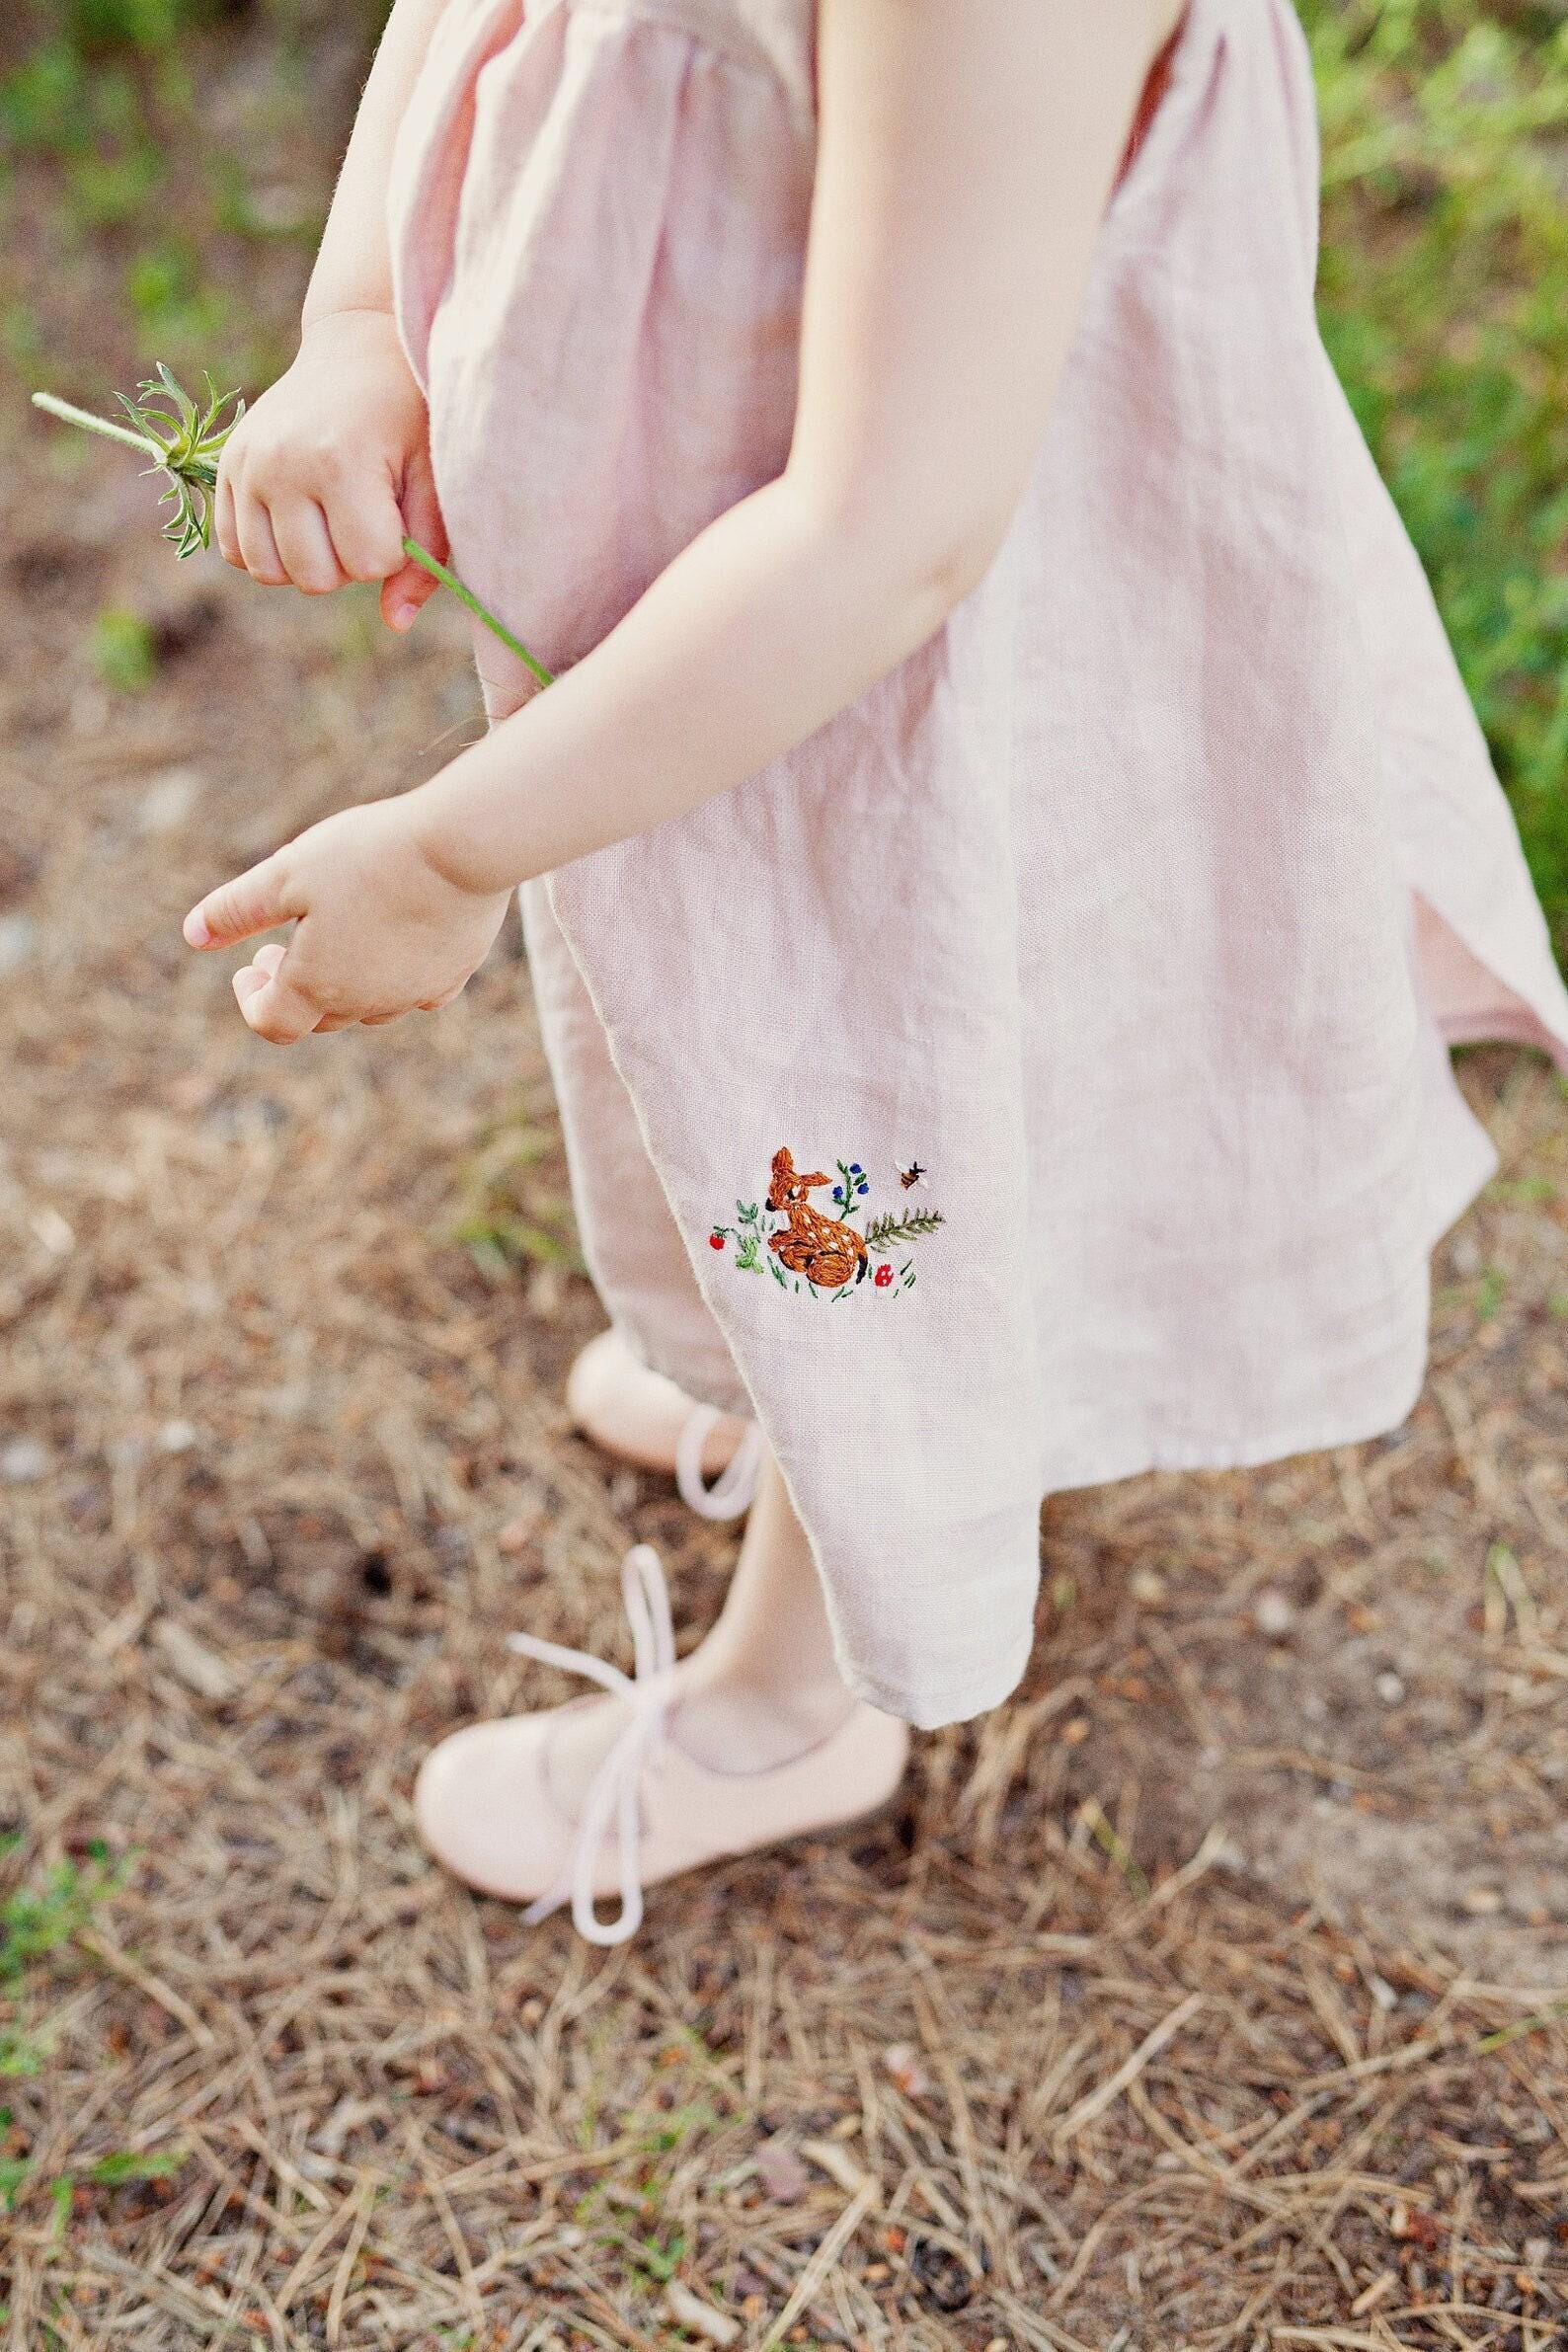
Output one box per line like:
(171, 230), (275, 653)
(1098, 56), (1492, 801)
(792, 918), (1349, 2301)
(3, 28), (1568, 2336)
(1, 397), (1566, 2352)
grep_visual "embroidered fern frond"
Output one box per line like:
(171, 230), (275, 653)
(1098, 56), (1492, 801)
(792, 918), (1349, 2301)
(865, 1208), (945, 1253)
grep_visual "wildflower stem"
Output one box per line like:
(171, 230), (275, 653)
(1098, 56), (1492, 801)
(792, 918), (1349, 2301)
(401, 537), (554, 688)
(31, 392), (157, 458)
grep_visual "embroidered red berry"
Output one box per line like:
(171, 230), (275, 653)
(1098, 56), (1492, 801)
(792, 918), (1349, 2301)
(874, 1262), (895, 1288)
(709, 1231), (726, 1250)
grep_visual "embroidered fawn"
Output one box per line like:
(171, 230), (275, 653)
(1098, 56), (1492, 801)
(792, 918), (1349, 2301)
(766, 1147), (870, 1291)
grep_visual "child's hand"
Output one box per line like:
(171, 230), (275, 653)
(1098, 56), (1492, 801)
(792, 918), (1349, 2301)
(213, 308), (444, 632)
(183, 798), (512, 1044)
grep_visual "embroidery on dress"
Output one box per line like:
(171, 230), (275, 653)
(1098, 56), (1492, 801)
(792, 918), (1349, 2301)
(709, 1146), (945, 1300)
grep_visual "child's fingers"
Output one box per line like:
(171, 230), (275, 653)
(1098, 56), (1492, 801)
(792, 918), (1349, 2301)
(381, 445), (448, 632)
(185, 853), (298, 951)
(234, 492), (288, 588)
(214, 473), (243, 572)
(269, 498), (348, 596)
(324, 478), (409, 588)
(236, 967), (322, 1047)
(380, 558), (441, 634)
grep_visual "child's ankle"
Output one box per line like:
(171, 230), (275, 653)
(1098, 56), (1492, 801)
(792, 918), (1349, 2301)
(673, 1656), (856, 1775)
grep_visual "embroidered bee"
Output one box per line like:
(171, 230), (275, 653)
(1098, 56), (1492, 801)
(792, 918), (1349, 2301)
(896, 1161), (928, 1191)
(766, 1146), (870, 1291)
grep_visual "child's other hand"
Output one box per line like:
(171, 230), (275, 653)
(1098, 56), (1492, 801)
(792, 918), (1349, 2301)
(213, 309), (444, 633)
(183, 798), (512, 1044)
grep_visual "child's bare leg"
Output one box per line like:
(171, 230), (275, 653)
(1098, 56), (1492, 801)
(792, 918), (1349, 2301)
(546, 1450), (855, 1802)
(675, 1450), (854, 1757)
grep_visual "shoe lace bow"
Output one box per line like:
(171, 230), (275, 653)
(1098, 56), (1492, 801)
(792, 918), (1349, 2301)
(506, 1543), (675, 1945)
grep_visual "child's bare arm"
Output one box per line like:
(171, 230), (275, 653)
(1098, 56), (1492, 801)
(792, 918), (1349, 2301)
(408, 0), (1181, 882)
(190, 0), (1177, 1041)
(214, 0), (448, 626)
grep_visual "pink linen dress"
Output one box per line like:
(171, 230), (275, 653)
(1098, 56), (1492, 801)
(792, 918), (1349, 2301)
(387, 0), (1568, 1729)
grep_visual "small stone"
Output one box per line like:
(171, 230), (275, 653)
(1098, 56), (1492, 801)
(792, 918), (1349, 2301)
(138, 766), (201, 834)
(1374, 1670), (1406, 1705)
(0, 914), (38, 978)
(1, 1436), (49, 1484)
(1460, 1886), (1504, 1916)
(152, 1618), (242, 1703)
(497, 1510), (542, 1557)
(30, 1207), (74, 1256)
(664, 2283), (741, 2346)
(157, 1419), (197, 1454)
(753, 2137), (810, 2204)
(1253, 1589), (1296, 1639)
(882, 2042), (931, 2099)
(1130, 1567), (1166, 1606)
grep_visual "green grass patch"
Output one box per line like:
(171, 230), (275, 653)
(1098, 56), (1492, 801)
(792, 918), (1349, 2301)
(1304, 0), (1568, 947)
(0, 1842), (186, 2224)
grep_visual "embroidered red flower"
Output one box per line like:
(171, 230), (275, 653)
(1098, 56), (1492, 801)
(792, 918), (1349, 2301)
(874, 1262), (895, 1288)
(709, 1231), (726, 1250)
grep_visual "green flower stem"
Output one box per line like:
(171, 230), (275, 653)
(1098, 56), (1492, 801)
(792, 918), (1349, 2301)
(400, 536), (553, 688)
(32, 391), (159, 458)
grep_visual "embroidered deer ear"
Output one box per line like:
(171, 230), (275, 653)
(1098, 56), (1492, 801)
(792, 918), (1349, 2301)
(767, 1146), (795, 1209)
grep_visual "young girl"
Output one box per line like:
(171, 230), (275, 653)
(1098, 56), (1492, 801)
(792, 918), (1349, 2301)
(190, 0), (1568, 1944)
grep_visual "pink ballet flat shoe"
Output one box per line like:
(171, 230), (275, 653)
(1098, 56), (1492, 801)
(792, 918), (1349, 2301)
(566, 1328), (763, 1520)
(413, 1546), (909, 1944)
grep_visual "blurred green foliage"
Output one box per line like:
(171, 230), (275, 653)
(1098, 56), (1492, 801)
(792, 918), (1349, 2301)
(2, 0), (1564, 937)
(1303, 0), (1568, 937)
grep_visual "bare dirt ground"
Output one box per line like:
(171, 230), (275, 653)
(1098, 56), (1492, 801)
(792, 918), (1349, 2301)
(3, 64), (1568, 2352)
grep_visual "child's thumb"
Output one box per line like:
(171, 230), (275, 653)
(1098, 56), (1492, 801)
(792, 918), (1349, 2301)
(184, 853), (294, 950)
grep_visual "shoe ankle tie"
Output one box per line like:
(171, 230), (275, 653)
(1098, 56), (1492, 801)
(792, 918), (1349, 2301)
(674, 1408), (764, 1521)
(506, 1543), (675, 1945)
